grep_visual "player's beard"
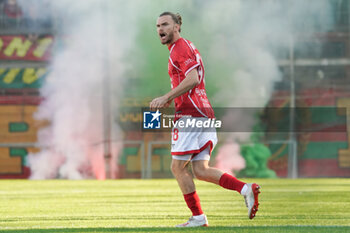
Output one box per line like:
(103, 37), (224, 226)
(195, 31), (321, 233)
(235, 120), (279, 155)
(163, 31), (174, 45)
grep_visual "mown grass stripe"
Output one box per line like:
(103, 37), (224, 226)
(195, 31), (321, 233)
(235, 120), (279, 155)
(0, 179), (349, 233)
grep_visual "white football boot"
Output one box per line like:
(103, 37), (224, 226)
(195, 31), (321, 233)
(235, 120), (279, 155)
(243, 183), (261, 219)
(175, 214), (209, 227)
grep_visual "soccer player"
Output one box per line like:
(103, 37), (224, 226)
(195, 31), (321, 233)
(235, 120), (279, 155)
(150, 12), (261, 227)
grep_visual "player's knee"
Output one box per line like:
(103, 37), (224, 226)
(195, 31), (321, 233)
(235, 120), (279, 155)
(171, 161), (184, 175)
(193, 166), (207, 181)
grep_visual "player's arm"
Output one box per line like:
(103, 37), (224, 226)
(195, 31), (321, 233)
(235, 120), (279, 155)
(150, 69), (199, 110)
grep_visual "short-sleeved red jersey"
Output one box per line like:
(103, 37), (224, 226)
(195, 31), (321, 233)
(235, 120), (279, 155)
(168, 38), (214, 120)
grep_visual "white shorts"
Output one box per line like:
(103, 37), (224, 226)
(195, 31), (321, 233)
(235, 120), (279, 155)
(173, 146), (211, 161)
(171, 117), (218, 161)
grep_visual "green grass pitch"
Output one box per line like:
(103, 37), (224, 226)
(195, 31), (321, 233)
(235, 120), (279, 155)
(0, 178), (349, 233)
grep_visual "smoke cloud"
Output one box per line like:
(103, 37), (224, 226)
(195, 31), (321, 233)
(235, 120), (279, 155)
(198, 0), (334, 108)
(190, 0), (335, 173)
(26, 0), (144, 179)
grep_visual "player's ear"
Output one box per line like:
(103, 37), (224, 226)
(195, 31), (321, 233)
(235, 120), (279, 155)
(174, 24), (180, 32)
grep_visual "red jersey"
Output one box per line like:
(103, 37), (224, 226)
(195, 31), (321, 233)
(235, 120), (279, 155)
(168, 38), (214, 120)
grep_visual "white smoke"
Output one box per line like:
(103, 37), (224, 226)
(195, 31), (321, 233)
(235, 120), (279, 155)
(26, 0), (143, 179)
(193, 0), (335, 172)
(194, 0), (335, 140)
(202, 0), (334, 108)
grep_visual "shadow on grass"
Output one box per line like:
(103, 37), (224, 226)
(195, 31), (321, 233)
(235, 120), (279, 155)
(1, 226), (350, 233)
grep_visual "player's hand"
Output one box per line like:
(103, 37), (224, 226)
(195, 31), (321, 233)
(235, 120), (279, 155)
(150, 95), (170, 111)
(164, 99), (172, 108)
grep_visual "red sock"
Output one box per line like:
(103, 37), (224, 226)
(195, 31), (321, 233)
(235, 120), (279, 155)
(183, 191), (203, 216)
(219, 173), (246, 193)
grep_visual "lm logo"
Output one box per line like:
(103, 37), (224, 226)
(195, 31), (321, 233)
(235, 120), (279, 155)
(143, 110), (162, 129)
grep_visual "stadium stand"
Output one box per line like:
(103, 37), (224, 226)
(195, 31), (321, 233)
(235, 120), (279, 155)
(0, 0), (50, 178)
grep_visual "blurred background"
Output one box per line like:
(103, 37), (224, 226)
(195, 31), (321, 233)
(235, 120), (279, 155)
(0, 0), (350, 180)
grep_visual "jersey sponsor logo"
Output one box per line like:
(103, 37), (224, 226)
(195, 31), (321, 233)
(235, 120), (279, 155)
(143, 110), (161, 129)
(184, 58), (194, 66)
